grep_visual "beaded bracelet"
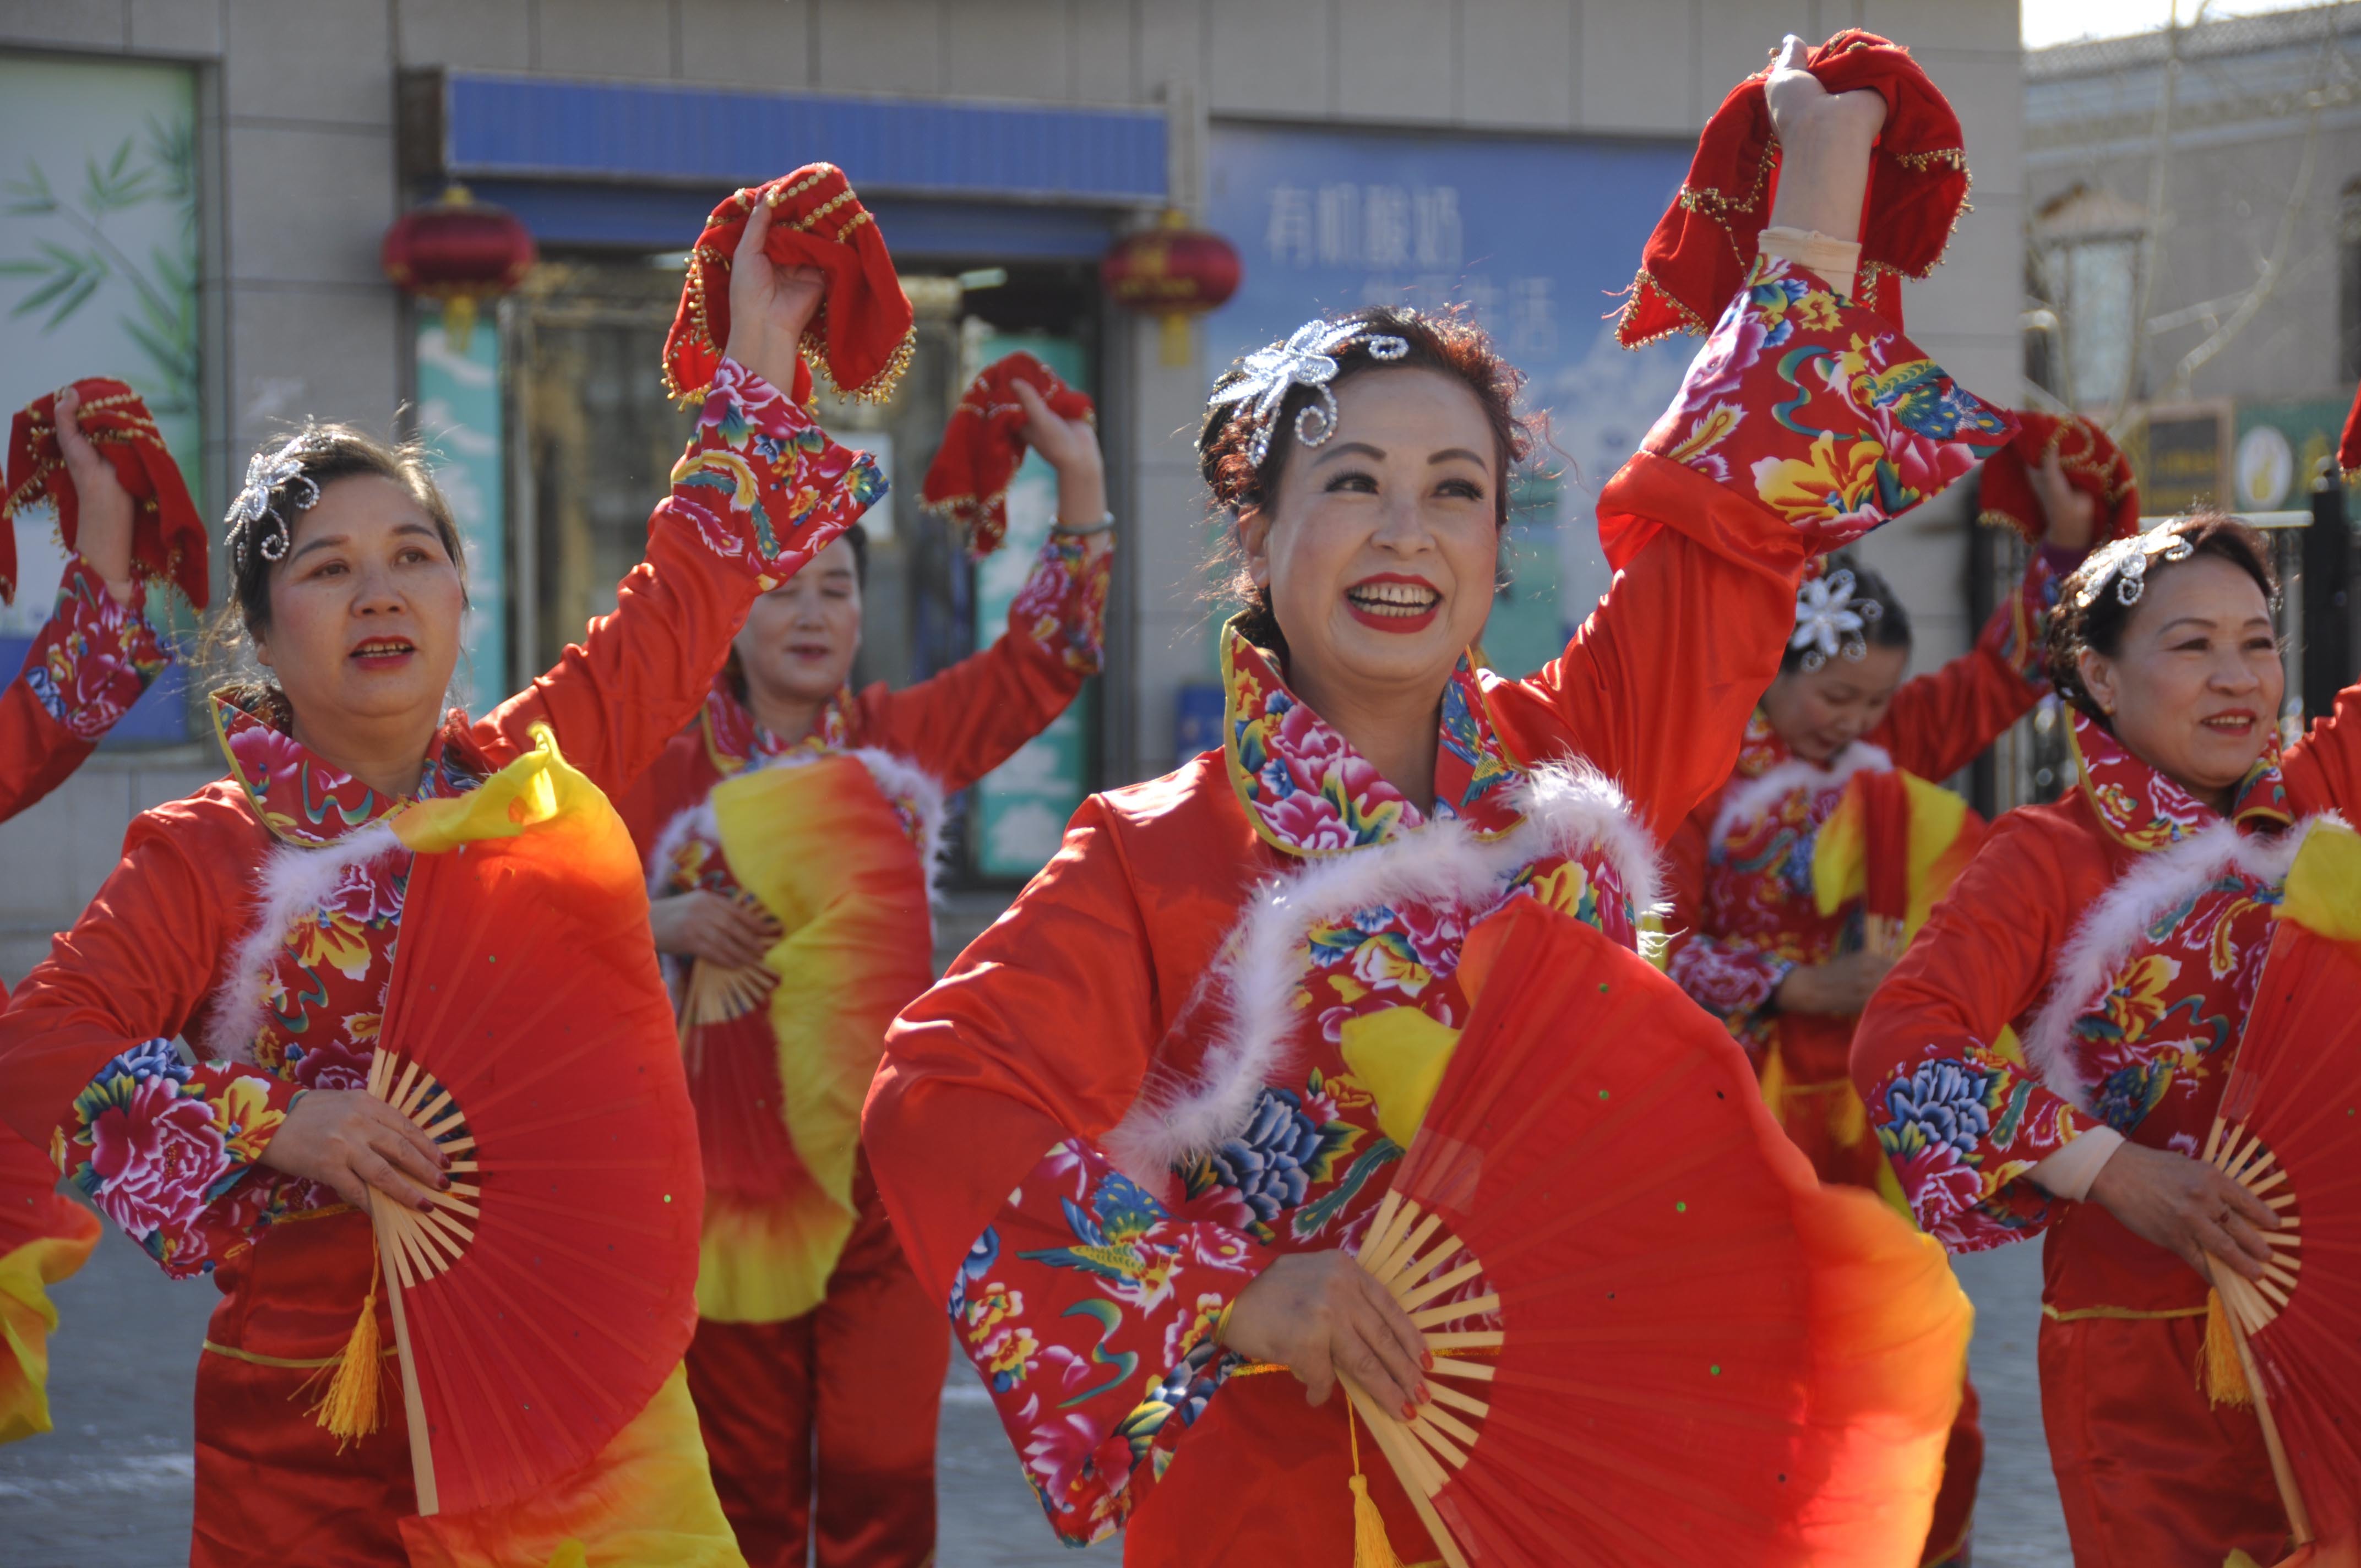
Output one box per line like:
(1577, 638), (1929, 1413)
(1051, 511), (1116, 537)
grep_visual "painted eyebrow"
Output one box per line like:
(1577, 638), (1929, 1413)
(1430, 448), (1488, 467)
(287, 521), (440, 564)
(1310, 441), (1386, 467)
(2156, 615), (2276, 636)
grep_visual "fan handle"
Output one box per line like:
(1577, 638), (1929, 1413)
(2201, 1254), (2313, 1546)
(378, 1218), (440, 1515)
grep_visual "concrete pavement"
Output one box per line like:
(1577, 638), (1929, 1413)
(0, 1221), (2068, 1566)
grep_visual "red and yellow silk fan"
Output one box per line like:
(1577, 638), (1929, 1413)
(0, 1134), (97, 1444)
(361, 729), (702, 1517)
(686, 753), (933, 1323)
(2195, 824), (2361, 1555)
(1811, 767), (1983, 954)
(1342, 897), (1970, 1568)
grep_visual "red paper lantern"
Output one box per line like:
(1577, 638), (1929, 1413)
(1100, 212), (1241, 365)
(382, 184), (537, 351)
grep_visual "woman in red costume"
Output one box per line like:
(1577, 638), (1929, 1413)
(0, 386), (178, 1444)
(620, 380), (1110, 1567)
(1666, 444), (2101, 1566)
(866, 46), (2015, 1562)
(1854, 514), (2349, 1566)
(0, 202), (879, 1566)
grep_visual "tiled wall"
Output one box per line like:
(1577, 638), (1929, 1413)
(0, 0), (2022, 982)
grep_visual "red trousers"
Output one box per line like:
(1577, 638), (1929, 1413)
(2040, 1311), (2288, 1566)
(686, 1189), (948, 1568)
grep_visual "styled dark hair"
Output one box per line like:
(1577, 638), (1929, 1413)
(2044, 511), (2280, 726)
(204, 424), (467, 722)
(1777, 556), (1914, 674)
(1199, 304), (1536, 655)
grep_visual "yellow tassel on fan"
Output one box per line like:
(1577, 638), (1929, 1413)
(304, 1250), (387, 1447)
(1347, 1400), (1405, 1568)
(2199, 1289), (2253, 1408)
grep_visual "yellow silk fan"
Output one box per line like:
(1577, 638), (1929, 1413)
(686, 752), (934, 1322)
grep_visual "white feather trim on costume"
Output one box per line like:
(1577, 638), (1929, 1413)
(1707, 742), (1892, 847)
(2018, 814), (2331, 1112)
(645, 798), (720, 899)
(664, 746), (950, 914)
(1103, 762), (1658, 1187)
(205, 821), (404, 1066)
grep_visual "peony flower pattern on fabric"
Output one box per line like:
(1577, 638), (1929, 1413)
(1644, 255), (2012, 552)
(21, 556), (167, 741)
(1864, 713), (2293, 1251)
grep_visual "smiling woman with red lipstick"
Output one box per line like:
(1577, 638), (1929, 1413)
(864, 37), (2020, 1566)
(1853, 511), (2361, 1564)
(0, 192), (883, 1565)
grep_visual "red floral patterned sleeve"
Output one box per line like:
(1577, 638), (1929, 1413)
(953, 1139), (1264, 1547)
(1494, 257), (2016, 841)
(480, 355), (884, 795)
(1631, 255), (2016, 559)
(860, 535), (1112, 794)
(1852, 813), (2107, 1252)
(1006, 535), (1112, 676)
(0, 814), (315, 1282)
(1875, 547), (2076, 783)
(54, 1037), (301, 1280)
(0, 555), (168, 819)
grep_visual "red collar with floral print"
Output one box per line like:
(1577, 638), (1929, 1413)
(211, 690), (487, 847)
(1731, 709), (1786, 779)
(1218, 623), (1525, 858)
(2069, 709), (2291, 852)
(698, 673), (853, 778)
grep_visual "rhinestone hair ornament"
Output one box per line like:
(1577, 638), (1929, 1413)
(224, 437), (324, 570)
(1207, 318), (1412, 469)
(1790, 569), (1884, 672)
(2075, 530), (2197, 611)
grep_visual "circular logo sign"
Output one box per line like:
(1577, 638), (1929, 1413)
(2235, 424), (2294, 510)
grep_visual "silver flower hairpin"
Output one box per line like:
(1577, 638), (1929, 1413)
(225, 437), (324, 570)
(1791, 569), (1883, 672)
(1208, 318), (1411, 467)
(2075, 531), (2196, 611)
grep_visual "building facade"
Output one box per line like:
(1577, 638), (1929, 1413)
(0, 0), (2021, 978)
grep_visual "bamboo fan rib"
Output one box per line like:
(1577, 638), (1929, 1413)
(365, 1049), (482, 1287)
(2202, 1119), (2304, 1337)
(1346, 1188), (1499, 1568)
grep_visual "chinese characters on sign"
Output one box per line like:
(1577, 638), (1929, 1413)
(1263, 182), (1557, 359)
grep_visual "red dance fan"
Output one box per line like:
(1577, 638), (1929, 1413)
(1342, 897), (1968, 1568)
(1977, 410), (2141, 547)
(2195, 903), (2361, 1550)
(359, 745), (703, 1517)
(922, 352), (1095, 558)
(1615, 30), (1967, 347)
(662, 164), (914, 409)
(3, 379), (208, 607)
